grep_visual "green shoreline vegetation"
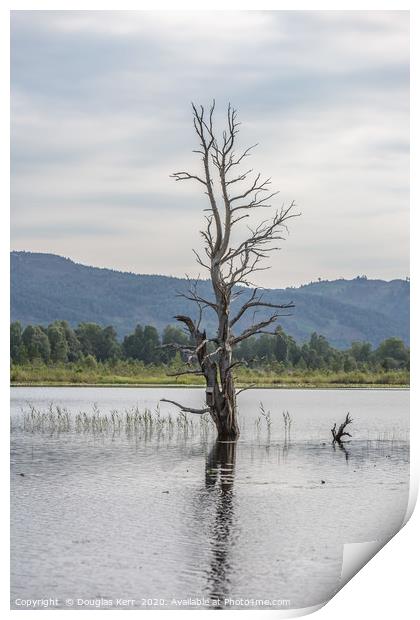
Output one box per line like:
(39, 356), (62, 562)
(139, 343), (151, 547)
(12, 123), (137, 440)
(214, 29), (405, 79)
(10, 320), (409, 388)
(11, 363), (408, 388)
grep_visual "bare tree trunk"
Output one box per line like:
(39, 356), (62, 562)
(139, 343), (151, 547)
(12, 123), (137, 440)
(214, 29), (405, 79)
(215, 352), (239, 441)
(162, 102), (298, 442)
(165, 312), (240, 440)
(212, 266), (239, 440)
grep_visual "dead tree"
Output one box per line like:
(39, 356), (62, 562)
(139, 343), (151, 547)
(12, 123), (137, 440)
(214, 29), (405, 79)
(331, 413), (353, 445)
(161, 102), (298, 441)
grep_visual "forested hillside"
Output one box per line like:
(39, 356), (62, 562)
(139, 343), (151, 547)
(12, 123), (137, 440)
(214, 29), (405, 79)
(11, 251), (410, 348)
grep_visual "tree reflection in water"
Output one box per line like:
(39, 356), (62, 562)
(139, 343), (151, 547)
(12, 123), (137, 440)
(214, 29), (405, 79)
(333, 442), (350, 461)
(204, 440), (237, 608)
(200, 437), (351, 608)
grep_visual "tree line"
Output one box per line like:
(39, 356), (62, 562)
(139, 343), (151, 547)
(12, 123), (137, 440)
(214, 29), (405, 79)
(10, 320), (409, 373)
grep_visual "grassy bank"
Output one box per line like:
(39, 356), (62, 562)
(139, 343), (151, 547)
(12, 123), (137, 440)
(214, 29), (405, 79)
(11, 362), (409, 388)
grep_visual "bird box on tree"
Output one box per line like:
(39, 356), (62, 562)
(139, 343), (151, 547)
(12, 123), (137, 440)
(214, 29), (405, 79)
(206, 386), (215, 406)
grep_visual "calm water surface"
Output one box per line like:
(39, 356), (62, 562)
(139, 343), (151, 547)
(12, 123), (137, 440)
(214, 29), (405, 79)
(10, 387), (409, 610)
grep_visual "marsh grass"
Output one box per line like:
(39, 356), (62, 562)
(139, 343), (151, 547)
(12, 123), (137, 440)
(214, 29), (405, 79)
(23, 403), (71, 433)
(15, 403), (407, 447)
(20, 402), (213, 441)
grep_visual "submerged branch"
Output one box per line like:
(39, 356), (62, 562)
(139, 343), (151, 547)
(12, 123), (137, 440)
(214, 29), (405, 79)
(331, 412), (353, 445)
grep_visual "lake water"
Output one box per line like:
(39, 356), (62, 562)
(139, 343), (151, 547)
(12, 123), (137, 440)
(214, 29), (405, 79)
(10, 387), (409, 610)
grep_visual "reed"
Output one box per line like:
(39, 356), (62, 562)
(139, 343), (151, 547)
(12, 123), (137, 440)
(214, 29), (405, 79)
(18, 402), (217, 445)
(282, 410), (292, 441)
(259, 402), (272, 433)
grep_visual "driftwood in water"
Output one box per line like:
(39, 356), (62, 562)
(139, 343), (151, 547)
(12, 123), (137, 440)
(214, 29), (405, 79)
(331, 412), (353, 445)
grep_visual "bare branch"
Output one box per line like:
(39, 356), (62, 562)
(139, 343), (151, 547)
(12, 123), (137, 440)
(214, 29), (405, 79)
(230, 289), (295, 328)
(177, 278), (218, 312)
(171, 171), (207, 185)
(225, 144), (258, 173)
(160, 398), (210, 415)
(190, 101), (223, 252)
(229, 173), (270, 203)
(166, 369), (203, 377)
(235, 384), (257, 396)
(159, 343), (195, 352)
(231, 314), (281, 345)
(174, 315), (197, 337)
(225, 168), (253, 186)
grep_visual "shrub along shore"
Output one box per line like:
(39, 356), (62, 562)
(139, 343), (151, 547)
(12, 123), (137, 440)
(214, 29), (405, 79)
(11, 361), (409, 388)
(10, 320), (409, 388)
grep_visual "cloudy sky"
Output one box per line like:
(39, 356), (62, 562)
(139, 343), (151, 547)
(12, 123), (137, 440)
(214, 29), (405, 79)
(11, 10), (409, 287)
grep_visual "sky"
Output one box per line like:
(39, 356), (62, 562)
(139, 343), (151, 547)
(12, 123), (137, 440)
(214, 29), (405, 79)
(10, 10), (409, 288)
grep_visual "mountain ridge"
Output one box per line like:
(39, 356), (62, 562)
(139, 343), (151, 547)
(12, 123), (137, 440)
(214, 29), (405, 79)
(10, 251), (410, 348)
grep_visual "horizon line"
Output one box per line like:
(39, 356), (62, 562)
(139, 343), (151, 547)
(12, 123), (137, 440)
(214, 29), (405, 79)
(10, 249), (410, 289)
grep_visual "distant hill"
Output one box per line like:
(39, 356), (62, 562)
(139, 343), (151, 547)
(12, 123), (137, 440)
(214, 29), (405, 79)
(10, 251), (410, 348)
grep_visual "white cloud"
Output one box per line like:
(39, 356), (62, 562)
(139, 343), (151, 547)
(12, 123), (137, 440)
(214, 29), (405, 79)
(10, 10), (409, 286)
